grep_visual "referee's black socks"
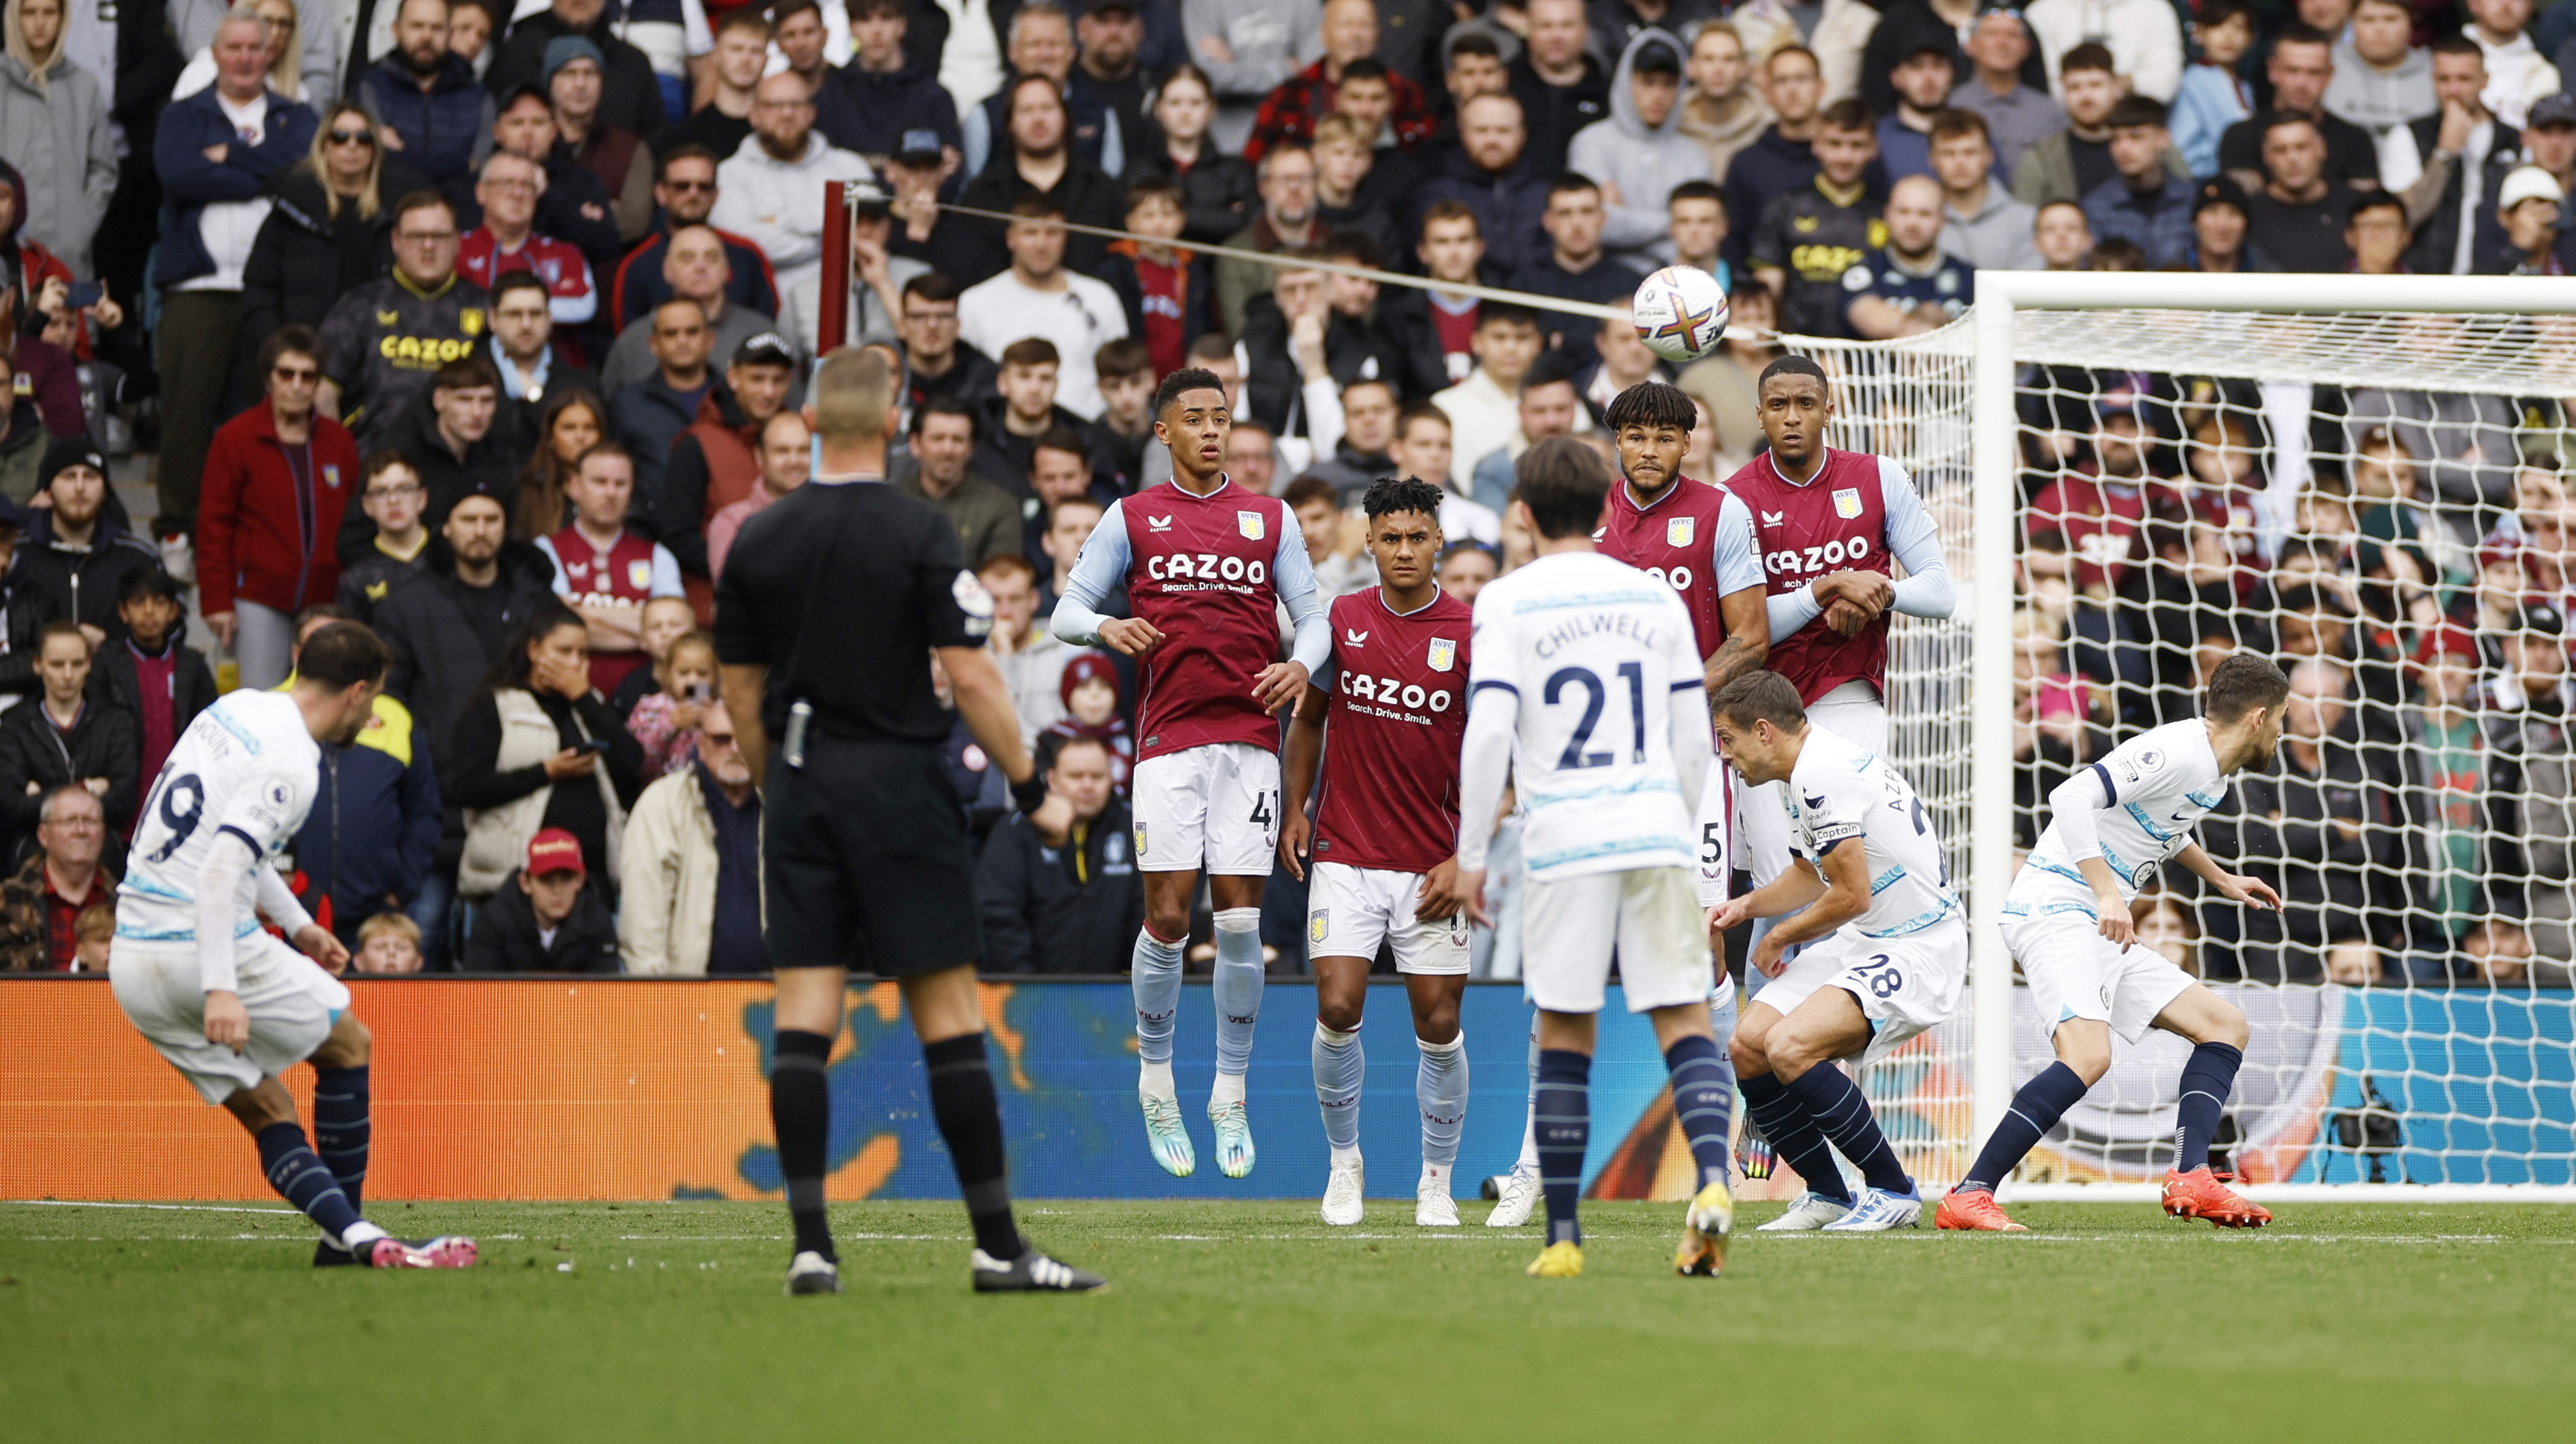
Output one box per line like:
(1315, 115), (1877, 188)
(771, 1030), (837, 1262)
(924, 1034), (1025, 1263)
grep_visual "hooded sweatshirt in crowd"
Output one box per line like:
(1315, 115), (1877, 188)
(1567, 29), (1713, 270)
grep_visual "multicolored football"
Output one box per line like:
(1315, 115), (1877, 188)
(1631, 265), (1730, 364)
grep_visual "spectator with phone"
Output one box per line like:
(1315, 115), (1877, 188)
(623, 629), (718, 783)
(446, 601), (643, 909)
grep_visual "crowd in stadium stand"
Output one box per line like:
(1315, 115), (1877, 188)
(0, 0), (2571, 982)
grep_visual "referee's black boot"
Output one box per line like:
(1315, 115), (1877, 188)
(971, 1246), (1107, 1294)
(785, 1250), (843, 1296)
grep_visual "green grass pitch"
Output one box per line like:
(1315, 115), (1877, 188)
(5, 1198), (2572, 1440)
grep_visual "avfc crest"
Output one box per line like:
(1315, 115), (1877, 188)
(1309, 911), (1328, 944)
(1426, 638), (1456, 672)
(1667, 516), (1695, 548)
(626, 559), (654, 589)
(460, 308), (485, 336)
(1237, 509), (1267, 541)
(1832, 487), (1864, 520)
(321, 464), (342, 490)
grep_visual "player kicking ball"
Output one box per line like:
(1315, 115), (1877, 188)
(1053, 367), (1330, 1179)
(1708, 670), (1964, 1233)
(109, 623), (474, 1269)
(1280, 477), (1477, 1227)
(1939, 656), (2290, 1232)
(1454, 439), (1738, 1279)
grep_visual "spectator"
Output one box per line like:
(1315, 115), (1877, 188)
(1021, 427), (1108, 563)
(2216, 25), (2380, 194)
(2011, 44), (2132, 209)
(2082, 95), (2195, 269)
(1212, 141), (1323, 339)
(2184, 175), (2270, 271)
(779, 178), (924, 357)
(1575, 33), (1715, 268)
(1225, 416), (1280, 496)
(242, 100), (427, 351)
(969, 337), (1092, 497)
(1731, 0), (1879, 107)
(1416, 92), (1551, 280)
(706, 410), (811, 582)
(355, 0), (494, 187)
(450, 604), (643, 902)
(1036, 494), (1105, 613)
(1932, 108), (2041, 269)
(1847, 175), (1974, 338)
(485, 272), (598, 457)
(2391, 624), (2501, 981)
(2328, 0), (2435, 142)
(2246, 113), (2361, 271)
(885, 274), (990, 423)
(0, 291), (79, 474)
(0, 622), (135, 838)
(958, 198), (1129, 421)
(376, 490), (559, 751)
(196, 324), (358, 687)
(975, 731), (1144, 972)
(2211, 657), (2384, 983)
(535, 442), (684, 695)
(2385, 39), (2521, 277)
(1857, 0), (1976, 124)
(1675, 21), (1772, 183)
(20, 438), (153, 643)
(600, 227), (771, 397)
(1407, 202), (1488, 386)
(475, 81), (621, 273)
(1661, 180), (1731, 286)
(955, 70), (1126, 289)
(894, 395), (1020, 568)
(604, 593), (695, 717)
(351, 911), (424, 973)
(1749, 98), (1884, 340)
(708, 71), (872, 306)
(835, 0), (963, 168)
(1123, 62), (1258, 245)
(980, 551), (1075, 744)
(609, 145), (781, 335)
(152, 7), (319, 539)
(0, 782), (114, 970)
(2171, 0), (2256, 180)
(1466, 354), (1581, 512)
(0, 0), (116, 282)
(463, 825), (623, 970)
(1309, 88), (1412, 250)
(1577, 304), (1668, 423)
(958, 1), (1125, 180)
(621, 622), (715, 782)
(1284, 472), (1368, 596)
(286, 607), (440, 949)
(376, 353), (518, 553)
(544, 37), (651, 243)
(2026, 0), (2181, 103)
(457, 149), (597, 326)
(1724, 46), (1831, 268)
(1250, 0), (1430, 160)
(1184, 0), (1324, 152)
(170, 0), (329, 107)
(1948, 7), (2063, 177)
(334, 454), (433, 620)
(510, 386), (602, 539)
(606, 297), (716, 483)
(1429, 302), (1544, 495)
(1093, 185), (1203, 390)
(2527, 91), (2576, 222)
(763, 0), (844, 118)
(652, 7), (764, 161)
(2482, 604), (2575, 967)
(487, 0), (665, 138)
(2489, 163), (2570, 273)
(1306, 377), (1399, 501)
(2468, 0), (2558, 131)
(1240, 249), (1352, 459)
(1042, 650), (1133, 790)
(654, 331), (798, 600)
(1873, 40), (1958, 181)
(1090, 338), (1159, 494)
(0, 497), (49, 708)
(315, 189), (493, 449)
(2348, 189), (2415, 273)
(1676, 282), (1784, 469)
(617, 695), (765, 974)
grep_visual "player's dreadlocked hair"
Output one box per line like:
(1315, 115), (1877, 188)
(1757, 354), (1831, 395)
(1151, 366), (1228, 420)
(1362, 475), (1445, 521)
(1602, 381), (1698, 435)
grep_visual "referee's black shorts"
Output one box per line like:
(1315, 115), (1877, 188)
(762, 734), (983, 976)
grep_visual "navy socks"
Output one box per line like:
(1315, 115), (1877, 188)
(257, 1121), (365, 1247)
(1738, 1071), (1852, 1205)
(312, 1065), (370, 1213)
(1535, 1049), (1591, 1247)
(1662, 1035), (1734, 1191)
(2173, 1041), (2244, 1174)
(1959, 1062), (2089, 1195)
(1783, 1065), (1912, 1196)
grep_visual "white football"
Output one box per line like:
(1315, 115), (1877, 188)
(1631, 265), (1730, 364)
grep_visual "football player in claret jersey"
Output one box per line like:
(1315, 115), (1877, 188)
(1280, 477), (1478, 1227)
(109, 624), (476, 1269)
(1051, 368), (1331, 1179)
(1940, 656), (2289, 1233)
(1455, 438), (1739, 1280)
(1708, 670), (1966, 1232)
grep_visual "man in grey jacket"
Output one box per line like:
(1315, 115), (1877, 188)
(1184, 0), (1324, 152)
(0, 0), (116, 280)
(1568, 28), (1711, 270)
(1931, 107), (2042, 268)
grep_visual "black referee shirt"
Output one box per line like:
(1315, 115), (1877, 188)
(713, 477), (991, 744)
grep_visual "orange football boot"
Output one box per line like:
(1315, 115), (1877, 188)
(2162, 1167), (2272, 1227)
(1934, 1188), (2028, 1232)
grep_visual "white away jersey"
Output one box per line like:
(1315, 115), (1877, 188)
(1784, 727), (1958, 937)
(2015, 720), (2229, 914)
(1468, 551), (1704, 881)
(115, 692), (320, 946)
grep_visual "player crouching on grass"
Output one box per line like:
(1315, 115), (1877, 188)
(1708, 670), (1965, 1234)
(1279, 477), (1478, 1228)
(1939, 655), (2289, 1233)
(109, 624), (475, 1269)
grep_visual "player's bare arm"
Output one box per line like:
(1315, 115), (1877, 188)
(1414, 857), (1472, 922)
(2074, 853), (2140, 946)
(1252, 658), (1310, 712)
(204, 990), (250, 1052)
(935, 646), (1037, 788)
(2174, 841), (2281, 911)
(1095, 615), (1166, 656)
(719, 662), (769, 783)
(295, 924), (353, 975)
(1710, 857), (1826, 931)
(1749, 841), (1870, 976)
(1276, 684), (1330, 881)
(1705, 585), (1771, 693)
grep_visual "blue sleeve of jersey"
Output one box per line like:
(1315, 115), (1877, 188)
(1710, 489), (1766, 595)
(1879, 462), (1956, 619)
(1049, 500), (1133, 646)
(1271, 510), (1332, 674)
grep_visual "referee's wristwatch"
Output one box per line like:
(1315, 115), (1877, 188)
(1010, 770), (1050, 814)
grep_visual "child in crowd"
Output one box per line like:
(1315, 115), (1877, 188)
(610, 596), (703, 718)
(335, 454), (433, 624)
(99, 567), (216, 803)
(72, 905), (114, 973)
(1435, 541), (1499, 604)
(2169, 0), (2255, 180)
(353, 913), (427, 975)
(1097, 181), (1214, 381)
(1043, 652), (1133, 793)
(624, 628), (719, 783)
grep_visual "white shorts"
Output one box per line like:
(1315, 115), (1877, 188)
(1522, 865), (1715, 1015)
(1308, 861), (1469, 974)
(1695, 759), (1733, 907)
(1751, 913), (1966, 1067)
(109, 935), (350, 1105)
(2004, 905), (2197, 1045)
(1737, 682), (1889, 888)
(1131, 742), (1281, 875)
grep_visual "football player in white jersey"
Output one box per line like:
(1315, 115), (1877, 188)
(109, 624), (476, 1269)
(1939, 655), (2289, 1233)
(1453, 439), (1739, 1280)
(1708, 670), (1966, 1233)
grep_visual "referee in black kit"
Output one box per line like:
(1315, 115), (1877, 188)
(716, 347), (1106, 1298)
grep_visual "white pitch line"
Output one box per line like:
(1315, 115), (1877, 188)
(8, 1200), (300, 1215)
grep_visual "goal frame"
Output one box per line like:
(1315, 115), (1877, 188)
(1969, 271), (2576, 1201)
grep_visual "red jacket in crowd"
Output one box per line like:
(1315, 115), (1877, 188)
(197, 403), (358, 617)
